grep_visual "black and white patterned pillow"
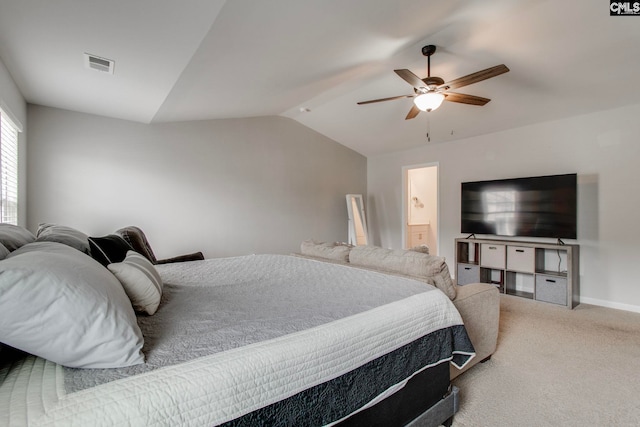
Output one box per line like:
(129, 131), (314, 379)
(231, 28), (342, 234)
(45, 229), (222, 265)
(88, 234), (134, 266)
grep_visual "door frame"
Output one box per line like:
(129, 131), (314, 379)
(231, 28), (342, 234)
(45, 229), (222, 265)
(402, 162), (440, 254)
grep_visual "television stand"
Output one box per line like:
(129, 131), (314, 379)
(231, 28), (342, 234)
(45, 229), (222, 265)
(455, 237), (580, 309)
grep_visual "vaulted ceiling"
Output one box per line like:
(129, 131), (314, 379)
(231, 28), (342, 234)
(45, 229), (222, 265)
(1, 0), (639, 156)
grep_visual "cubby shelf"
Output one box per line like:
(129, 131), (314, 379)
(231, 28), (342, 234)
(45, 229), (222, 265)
(455, 237), (580, 309)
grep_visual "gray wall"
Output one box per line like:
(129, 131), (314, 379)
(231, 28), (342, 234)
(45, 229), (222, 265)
(367, 102), (640, 312)
(27, 105), (366, 258)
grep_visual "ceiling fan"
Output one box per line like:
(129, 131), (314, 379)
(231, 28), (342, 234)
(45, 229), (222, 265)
(358, 45), (509, 119)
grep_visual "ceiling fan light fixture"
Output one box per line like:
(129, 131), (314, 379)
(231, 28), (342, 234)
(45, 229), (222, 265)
(413, 92), (444, 112)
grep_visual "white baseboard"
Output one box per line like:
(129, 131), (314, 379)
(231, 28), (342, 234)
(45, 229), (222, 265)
(580, 296), (640, 314)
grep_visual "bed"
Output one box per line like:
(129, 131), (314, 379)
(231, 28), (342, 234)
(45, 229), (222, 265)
(0, 225), (474, 426)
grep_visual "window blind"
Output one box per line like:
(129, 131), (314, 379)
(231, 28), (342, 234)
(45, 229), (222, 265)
(0, 108), (19, 225)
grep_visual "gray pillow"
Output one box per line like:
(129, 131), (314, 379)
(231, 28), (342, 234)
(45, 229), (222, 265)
(349, 246), (457, 300)
(409, 245), (430, 254)
(0, 242), (9, 260)
(36, 223), (91, 254)
(300, 240), (352, 262)
(0, 223), (36, 252)
(0, 241), (145, 368)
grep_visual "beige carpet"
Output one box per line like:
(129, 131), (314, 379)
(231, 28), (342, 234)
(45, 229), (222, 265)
(451, 295), (640, 426)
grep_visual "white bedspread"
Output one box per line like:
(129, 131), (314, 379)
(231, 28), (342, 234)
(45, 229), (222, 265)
(1, 255), (472, 426)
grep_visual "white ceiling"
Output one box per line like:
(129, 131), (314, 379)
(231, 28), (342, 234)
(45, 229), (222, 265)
(1, 0), (639, 157)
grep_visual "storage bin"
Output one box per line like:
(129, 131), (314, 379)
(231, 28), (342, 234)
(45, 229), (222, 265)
(480, 244), (505, 269)
(457, 263), (480, 285)
(535, 274), (568, 305)
(507, 246), (535, 273)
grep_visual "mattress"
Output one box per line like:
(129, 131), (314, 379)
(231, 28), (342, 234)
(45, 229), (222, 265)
(1, 254), (474, 426)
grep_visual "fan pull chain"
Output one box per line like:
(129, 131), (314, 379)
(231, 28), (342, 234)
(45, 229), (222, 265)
(426, 116), (431, 142)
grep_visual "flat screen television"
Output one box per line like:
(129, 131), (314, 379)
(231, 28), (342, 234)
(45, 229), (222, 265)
(461, 173), (577, 239)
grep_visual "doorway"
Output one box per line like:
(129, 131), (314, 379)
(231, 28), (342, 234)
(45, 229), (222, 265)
(403, 164), (439, 254)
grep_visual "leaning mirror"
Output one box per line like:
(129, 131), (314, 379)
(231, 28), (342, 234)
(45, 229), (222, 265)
(346, 194), (368, 246)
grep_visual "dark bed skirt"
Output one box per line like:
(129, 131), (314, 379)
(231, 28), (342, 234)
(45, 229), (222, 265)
(222, 325), (470, 426)
(337, 360), (450, 427)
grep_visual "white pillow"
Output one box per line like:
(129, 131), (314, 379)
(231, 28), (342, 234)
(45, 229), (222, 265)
(108, 251), (163, 315)
(0, 242), (145, 368)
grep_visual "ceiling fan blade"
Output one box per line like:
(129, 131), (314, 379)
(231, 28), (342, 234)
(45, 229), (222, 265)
(357, 94), (414, 105)
(394, 69), (427, 89)
(441, 64), (509, 90)
(444, 92), (491, 106)
(405, 105), (420, 120)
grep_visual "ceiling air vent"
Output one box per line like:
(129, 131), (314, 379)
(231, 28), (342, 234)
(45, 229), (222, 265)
(84, 53), (115, 74)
